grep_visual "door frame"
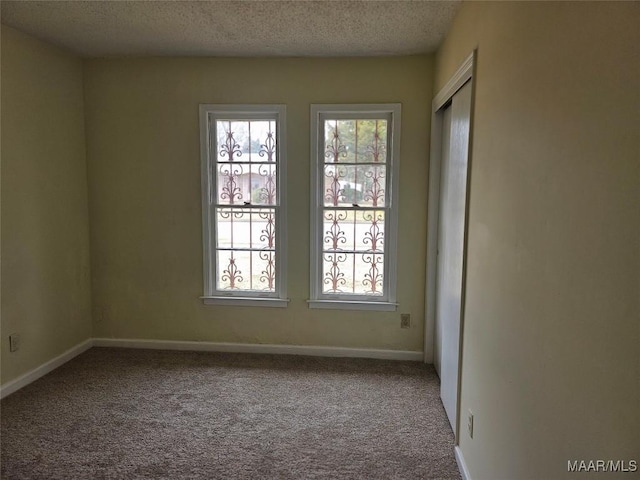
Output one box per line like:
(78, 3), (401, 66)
(424, 51), (476, 439)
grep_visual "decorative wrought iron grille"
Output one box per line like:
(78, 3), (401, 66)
(320, 118), (390, 296)
(212, 119), (279, 292)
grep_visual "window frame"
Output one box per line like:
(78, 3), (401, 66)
(308, 104), (401, 311)
(199, 104), (288, 307)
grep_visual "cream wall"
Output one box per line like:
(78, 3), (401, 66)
(84, 56), (432, 351)
(435, 2), (639, 479)
(1, 26), (92, 384)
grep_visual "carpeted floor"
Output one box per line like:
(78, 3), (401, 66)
(1, 347), (460, 479)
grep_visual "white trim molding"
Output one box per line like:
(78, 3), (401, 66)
(307, 299), (397, 312)
(309, 104), (402, 309)
(0, 338), (93, 399)
(199, 104), (288, 306)
(455, 446), (472, 480)
(0, 338), (423, 398)
(432, 52), (474, 112)
(201, 296), (290, 308)
(93, 338), (423, 361)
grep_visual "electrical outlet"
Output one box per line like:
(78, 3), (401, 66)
(468, 410), (474, 439)
(400, 313), (411, 329)
(9, 334), (20, 353)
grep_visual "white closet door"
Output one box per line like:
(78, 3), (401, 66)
(436, 80), (472, 433)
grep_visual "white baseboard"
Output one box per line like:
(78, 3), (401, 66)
(93, 338), (423, 361)
(0, 338), (422, 398)
(455, 446), (472, 480)
(0, 338), (93, 399)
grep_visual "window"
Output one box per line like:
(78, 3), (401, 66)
(200, 105), (288, 307)
(309, 104), (401, 311)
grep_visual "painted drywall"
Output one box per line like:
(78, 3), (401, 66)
(1, 26), (92, 385)
(84, 56), (432, 351)
(435, 2), (639, 479)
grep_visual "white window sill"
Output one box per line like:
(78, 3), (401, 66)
(201, 296), (290, 308)
(307, 300), (398, 312)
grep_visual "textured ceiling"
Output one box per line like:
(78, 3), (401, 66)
(0, 0), (461, 57)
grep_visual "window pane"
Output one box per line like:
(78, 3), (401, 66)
(356, 252), (384, 295)
(216, 207), (275, 250)
(362, 165), (386, 207)
(216, 164), (277, 206)
(249, 120), (277, 163)
(216, 120), (277, 163)
(322, 252), (354, 294)
(324, 165), (387, 207)
(216, 247), (276, 293)
(251, 209), (276, 249)
(217, 250), (250, 291)
(324, 120), (354, 163)
(250, 163), (277, 205)
(216, 119), (278, 206)
(216, 207), (276, 292)
(355, 119), (387, 163)
(214, 205), (276, 293)
(354, 210), (385, 252)
(321, 252), (384, 296)
(252, 250), (276, 291)
(323, 119), (388, 164)
(216, 121), (247, 162)
(217, 163), (247, 205)
(323, 210), (353, 252)
(322, 209), (385, 253)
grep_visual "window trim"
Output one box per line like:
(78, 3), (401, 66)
(308, 104), (401, 311)
(199, 104), (288, 307)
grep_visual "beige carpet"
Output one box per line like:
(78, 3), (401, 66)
(1, 347), (460, 479)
